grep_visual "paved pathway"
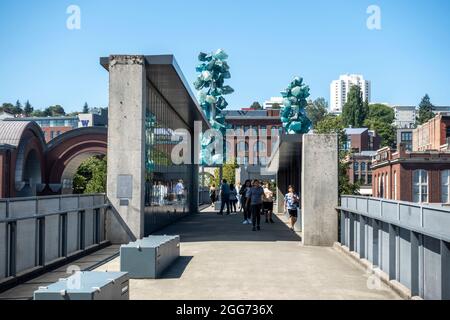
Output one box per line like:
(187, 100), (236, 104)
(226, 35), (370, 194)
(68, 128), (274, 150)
(96, 207), (401, 300)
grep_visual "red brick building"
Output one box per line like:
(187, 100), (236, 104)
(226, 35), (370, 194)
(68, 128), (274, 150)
(223, 107), (282, 183)
(372, 114), (450, 203)
(344, 128), (380, 196)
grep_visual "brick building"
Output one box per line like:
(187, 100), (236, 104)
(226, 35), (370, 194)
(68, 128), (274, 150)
(223, 107), (282, 183)
(372, 114), (450, 203)
(344, 128), (380, 196)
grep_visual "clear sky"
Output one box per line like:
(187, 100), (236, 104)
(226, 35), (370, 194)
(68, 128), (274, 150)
(1, 0), (449, 112)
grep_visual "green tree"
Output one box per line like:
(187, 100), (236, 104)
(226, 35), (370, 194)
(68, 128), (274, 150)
(306, 98), (328, 128)
(367, 103), (394, 123)
(72, 156), (107, 194)
(1, 103), (15, 114)
(315, 115), (360, 196)
(214, 160), (239, 187)
(24, 100), (33, 116)
(82, 102), (89, 113)
(31, 109), (49, 117)
(342, 85), (369, 128)
(365, 118), (396, 148)
(13, 100), (23, 115)
(250, 101), (263, 110)
(416, 94), (435, 125)
(364, 103), (396, 148)
(46, 105), (65, 116)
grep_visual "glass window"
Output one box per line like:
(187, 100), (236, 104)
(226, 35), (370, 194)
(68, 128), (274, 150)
(259, 126), (267, 136)
(237, 141), (246, 152)
(353, 162), (359, 172)
(361, 162), (366, 172)
(441, 170), (450, 203)
(413, 170), (428, 203)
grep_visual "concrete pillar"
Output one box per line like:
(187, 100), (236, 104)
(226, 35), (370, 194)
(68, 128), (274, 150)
(106, 55), (147, 244)
(302, 134), (338, 246)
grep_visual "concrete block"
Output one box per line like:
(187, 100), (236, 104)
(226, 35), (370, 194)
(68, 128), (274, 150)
(33, 271), (129, 300)
(120, 235), (180, 279)
(301, 134), (338, 246)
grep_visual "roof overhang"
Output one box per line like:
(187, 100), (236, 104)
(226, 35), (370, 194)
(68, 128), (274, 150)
(100, 55), (211, 131)
(267, 134), (303, 173)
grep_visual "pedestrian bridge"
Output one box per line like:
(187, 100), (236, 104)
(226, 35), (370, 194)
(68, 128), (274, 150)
(0, 194), (449, 300)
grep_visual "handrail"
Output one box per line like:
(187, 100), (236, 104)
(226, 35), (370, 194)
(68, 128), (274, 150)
(337, 195), (450, 300)
(0, 193), (106, 203)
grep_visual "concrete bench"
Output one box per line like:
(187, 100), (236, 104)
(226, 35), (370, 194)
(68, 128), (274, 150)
(120, 235), (180, 279)
(33, 271), (129, 300)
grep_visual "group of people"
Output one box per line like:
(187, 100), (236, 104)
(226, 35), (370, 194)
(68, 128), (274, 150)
(210, 179), (299, 232)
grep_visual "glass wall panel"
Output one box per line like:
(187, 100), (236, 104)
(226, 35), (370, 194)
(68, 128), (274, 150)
(144, 83), (192, 234)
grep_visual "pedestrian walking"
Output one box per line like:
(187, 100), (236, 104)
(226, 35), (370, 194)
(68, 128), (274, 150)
(229, 183), (238, 213)
(246, 179), (264, 231)
(263, 182), (275, 224)
(219, 179), (231, 215)
(209, 184), (217, 207)
(239, 180), (252, 224)
(284, 185), (300, 231)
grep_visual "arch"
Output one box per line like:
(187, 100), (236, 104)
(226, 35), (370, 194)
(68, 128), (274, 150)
(45, 127), (107, 194)
(0, 121), (46, 197)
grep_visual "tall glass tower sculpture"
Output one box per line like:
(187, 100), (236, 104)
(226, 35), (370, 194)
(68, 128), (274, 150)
(280, 77), (312, 134)
(194, 49), (234, 165)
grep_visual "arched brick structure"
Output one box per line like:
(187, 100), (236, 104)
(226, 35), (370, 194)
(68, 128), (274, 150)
(0, 122), (107, 198)
(0, 121), (46, 198)
(45, 127), (107, 194)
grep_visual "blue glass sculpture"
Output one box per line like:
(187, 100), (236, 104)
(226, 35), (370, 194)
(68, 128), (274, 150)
(280, 77), (312, 134)
(194, 49), (234, 165)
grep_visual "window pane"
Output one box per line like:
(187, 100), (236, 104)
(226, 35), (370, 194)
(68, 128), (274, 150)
(413, 170), (420, 183)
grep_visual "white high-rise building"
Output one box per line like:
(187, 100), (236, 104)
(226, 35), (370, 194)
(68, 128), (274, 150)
(330, 74), (371, 113)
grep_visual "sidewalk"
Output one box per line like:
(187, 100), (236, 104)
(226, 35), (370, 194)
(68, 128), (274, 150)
(95, 206), (401, 300)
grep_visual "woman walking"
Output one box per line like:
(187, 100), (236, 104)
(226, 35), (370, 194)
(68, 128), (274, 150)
(263, 182), (275, 224)
(229, 183), (238, 213)
(246, 179), (264, 231)
(284, 185), (300, 231)
(209, 184), (217, 207)
(239, 180), (252, 224)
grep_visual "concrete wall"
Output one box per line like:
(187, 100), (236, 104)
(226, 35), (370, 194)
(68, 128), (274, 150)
(106, 55), (147, 244)
(302, 134), (339, 246)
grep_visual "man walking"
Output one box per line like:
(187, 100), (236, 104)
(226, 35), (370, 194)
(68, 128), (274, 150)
(219, 179), (231, 215)
(246, 179), (264, 231)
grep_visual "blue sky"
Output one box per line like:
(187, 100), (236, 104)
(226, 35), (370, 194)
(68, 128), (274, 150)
(0, 0), (449, 112)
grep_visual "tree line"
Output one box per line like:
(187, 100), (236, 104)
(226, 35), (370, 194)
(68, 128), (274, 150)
(0, 101), (102, 117)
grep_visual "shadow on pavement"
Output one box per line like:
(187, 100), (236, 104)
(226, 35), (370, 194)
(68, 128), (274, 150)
(153, 210), (302, 243)
(160, 256), (193, 279)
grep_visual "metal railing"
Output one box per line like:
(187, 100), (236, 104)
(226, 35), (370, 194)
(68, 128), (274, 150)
(338, 196), (450, 300)
(0, 194), (110, 286)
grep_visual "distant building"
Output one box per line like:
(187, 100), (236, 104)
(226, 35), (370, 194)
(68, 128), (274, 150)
(347, 151), (377, 196)
(263, 97), (283, 109)
(344, 128), (381, 153)
(393, 105), (450, 129)
(4, 111), (108, 142)
(344, 128), (380, 196)
(330, 74), (371, 113)
(413, 113), (450, 151)
(0, 111), (14, 120)
(393, 105), (417, 129)
(223, 108), (282, 184)
(372, 114), (450, 203)
(397, 128), (413, 152)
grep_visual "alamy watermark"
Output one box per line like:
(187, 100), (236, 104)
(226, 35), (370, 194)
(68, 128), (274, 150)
(66, 5), (81, 30)
(367, 5), (382, 30)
